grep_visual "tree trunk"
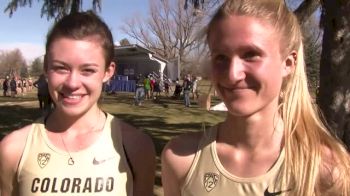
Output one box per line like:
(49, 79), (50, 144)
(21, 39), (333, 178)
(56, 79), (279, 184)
(70, 0), (82, 14)
(318, 0), (350, 149)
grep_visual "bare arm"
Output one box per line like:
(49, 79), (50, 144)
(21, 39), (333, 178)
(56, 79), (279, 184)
(120, 122), (156, 196)
(0, 126), (30, 196)
(32, 80), (39, 88)
(161, 133), (201, 196)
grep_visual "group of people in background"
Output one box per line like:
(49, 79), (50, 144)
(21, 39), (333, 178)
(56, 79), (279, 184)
(1, 74), (52, 114)
(1, 76), (33, 97)
(134, 73), (200, 107)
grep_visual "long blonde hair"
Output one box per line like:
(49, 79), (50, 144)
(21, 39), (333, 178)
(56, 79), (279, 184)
(206, 0), (350, 195)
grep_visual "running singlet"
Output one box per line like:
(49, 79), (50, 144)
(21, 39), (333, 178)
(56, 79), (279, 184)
(17, 113), (133, 196)
(181, 126), (288, 196)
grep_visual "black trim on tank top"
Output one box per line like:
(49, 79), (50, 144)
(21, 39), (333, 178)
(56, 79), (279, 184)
(123, 145), (135, 178)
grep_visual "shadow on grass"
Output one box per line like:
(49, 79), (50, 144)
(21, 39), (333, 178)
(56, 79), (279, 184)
(111, 113), (202, 152)
(0, 105), (42, 140)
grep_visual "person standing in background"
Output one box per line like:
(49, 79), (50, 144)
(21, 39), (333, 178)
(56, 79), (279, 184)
(16, 78), (23, 96)
(2, 76), (9, 97)
(144, 75), (151, 100)
(9, 76), (17, 97)
(182, 74), (192, 107)
(191, 75), (199, 100)
(28, 77), (33, 92)
(150, 75), (155, 99)
(22, 78), (27, 95)
(135, 74), (145, 106)
(33, 74), (52, 111)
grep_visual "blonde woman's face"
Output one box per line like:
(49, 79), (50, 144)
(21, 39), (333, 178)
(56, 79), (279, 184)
(46, 37), (114, 116)
(208, 15), (290, 117)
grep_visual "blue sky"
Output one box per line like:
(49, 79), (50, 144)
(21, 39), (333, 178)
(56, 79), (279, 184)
(0, 0), (149, 62)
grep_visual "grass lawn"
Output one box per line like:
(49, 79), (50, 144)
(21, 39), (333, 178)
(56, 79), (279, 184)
(0, 84), (226, 195)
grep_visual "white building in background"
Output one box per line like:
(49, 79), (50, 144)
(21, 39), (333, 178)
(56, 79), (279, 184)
(114, 44), (171, 81)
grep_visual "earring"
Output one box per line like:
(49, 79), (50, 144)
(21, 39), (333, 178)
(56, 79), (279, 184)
(279, 90), (285, 103)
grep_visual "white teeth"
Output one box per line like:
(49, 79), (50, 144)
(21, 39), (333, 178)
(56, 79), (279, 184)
(66, 95), (81, 99)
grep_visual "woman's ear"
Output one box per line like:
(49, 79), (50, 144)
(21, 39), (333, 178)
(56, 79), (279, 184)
(103, 61), (116, 82)
(282, 51), (297, 77)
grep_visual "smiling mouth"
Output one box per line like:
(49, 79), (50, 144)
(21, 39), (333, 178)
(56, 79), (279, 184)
(220, 85), (250, 91)
(63, 95), (82, 99)
(60, 93), (85, 104)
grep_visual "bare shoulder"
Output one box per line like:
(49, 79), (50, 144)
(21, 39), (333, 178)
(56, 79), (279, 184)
(118, 120), (155, 154)
(0, 125), (32, 164)
(162, 131), (202, 163)
(0, 125), (32, 194)
(117, 120), (156, 196)
(161, 132), (203, 190)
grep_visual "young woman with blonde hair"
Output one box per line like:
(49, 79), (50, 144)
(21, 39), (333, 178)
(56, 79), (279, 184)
(161, 0), (350, 195)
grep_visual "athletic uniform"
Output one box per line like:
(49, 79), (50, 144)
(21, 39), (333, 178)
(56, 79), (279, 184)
(181, 126), (289, 196)
(17, 113), (133, 196)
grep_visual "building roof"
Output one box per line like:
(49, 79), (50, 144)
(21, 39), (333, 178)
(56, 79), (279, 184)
(114, 44), (167, 63)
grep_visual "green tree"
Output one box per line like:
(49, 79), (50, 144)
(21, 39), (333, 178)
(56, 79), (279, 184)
(30, 57), (44, 77)
(4, 0), (102, 20)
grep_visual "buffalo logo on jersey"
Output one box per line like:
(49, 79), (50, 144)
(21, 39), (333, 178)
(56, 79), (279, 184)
(203, 172), (219, 192)
(37, 153), (50, 168)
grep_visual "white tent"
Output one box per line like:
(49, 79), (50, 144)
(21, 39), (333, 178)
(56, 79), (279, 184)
(210, 102), (228, 111)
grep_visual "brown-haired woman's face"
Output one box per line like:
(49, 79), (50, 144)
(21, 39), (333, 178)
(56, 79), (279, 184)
(45, 38), (114, 116)
(208, 15), (291, 117)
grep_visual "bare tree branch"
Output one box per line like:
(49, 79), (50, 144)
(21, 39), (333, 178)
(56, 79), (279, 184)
(294, 0), (321, 23)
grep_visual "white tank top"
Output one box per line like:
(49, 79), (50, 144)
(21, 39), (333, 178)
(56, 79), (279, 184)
(17, 113), (133, 196)
(181, 125), (289, 196)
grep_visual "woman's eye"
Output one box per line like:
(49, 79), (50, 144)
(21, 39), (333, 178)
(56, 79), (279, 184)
(213, 55), (228, 64)
(51, 65), (69, 73)
(242, 51), (260, 61)
(82, 69), (97, 75)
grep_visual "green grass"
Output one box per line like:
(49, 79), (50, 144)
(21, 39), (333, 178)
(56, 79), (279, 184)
(0, 85), (226, 195)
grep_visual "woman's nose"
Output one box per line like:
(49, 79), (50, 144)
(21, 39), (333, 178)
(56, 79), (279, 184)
(64, 72), (81, 90)
(227, 58), (246, 83)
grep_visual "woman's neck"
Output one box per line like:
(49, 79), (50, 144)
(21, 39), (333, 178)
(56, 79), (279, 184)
(45, 107), (104, 135)
(218, 111), (284, 151)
